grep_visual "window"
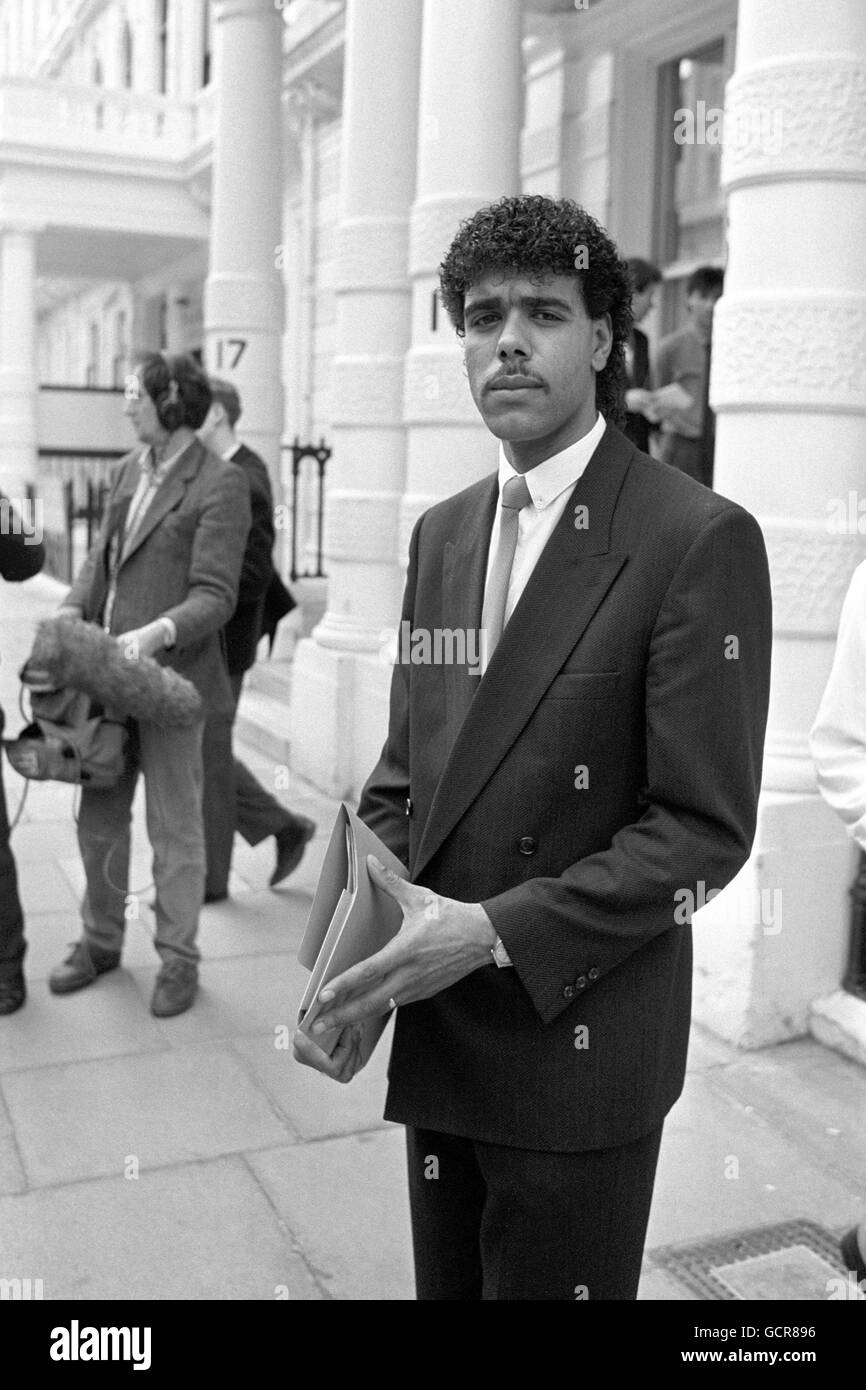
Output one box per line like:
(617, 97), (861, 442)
(122, 20), (134, 88)
(157, 0), (169, 95)
(201, 0), (212, 87)
(653, 38), (731, 335)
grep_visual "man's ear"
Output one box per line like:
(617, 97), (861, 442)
(591, 313), (613, 372)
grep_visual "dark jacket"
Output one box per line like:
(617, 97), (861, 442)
(358, 425), (772, 1152)
(222, 443), (277, 675)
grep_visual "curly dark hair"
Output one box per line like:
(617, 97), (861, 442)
(439, 195), (633, 427)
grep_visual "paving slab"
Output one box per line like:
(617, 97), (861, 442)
(17, 911), (162, 982)
(706, 1039), (866, 1190)
(15, 857), (79, 913)
(0, 1155), (322, 1300)
(0, 1085), (27, 1196)
(2, 1042), (294, 1187)
(195, 886), (309, 960)
(645, 1071), (862, 1252)
(249, 1129), (414, 1301)
(0, 971), (167, 1074)
(127, 951), (306, 1045)
(232, 1027), (395, 1141)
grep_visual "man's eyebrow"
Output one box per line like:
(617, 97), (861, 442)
(464, 293), (575, 315)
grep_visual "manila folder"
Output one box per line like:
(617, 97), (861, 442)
(297, 803), (408, 1063)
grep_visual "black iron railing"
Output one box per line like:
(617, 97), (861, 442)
(283, 436), (330, 581)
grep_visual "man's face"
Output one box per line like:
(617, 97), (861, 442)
(123, 373), (163, 445)
(686, 287), (722, 333)
(631, 283), (657, 324)
(462, 272), (612, 470)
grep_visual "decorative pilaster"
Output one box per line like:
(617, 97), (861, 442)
(288, 0), (423, 794)
(203, 0), (284, 478)
(402, 0), (523, 550)
(693, 0), (866, 1051)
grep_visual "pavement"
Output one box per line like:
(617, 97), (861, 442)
(1, 572), (865, 1302)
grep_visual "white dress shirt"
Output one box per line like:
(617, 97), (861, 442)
(483, 412), (607, 629)
(810, 558), (866, 851)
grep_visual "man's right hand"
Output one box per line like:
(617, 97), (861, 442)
(293, 1024), (366, 1084)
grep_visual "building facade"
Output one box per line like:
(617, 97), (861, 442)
(1, 0), (865, 1064)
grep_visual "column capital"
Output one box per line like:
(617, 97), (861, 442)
(213, 0), (285, 23)
(285, 78), (341, 136)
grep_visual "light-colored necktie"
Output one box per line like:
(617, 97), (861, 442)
(481, 473), (533, 666)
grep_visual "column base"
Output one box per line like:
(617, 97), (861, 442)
(810, 990), (866, 1068)
(692, 790), (856, 1048)
(287, 640), (392, 799)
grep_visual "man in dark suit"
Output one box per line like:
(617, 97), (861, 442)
(50, 354), (250, 1016)
(197, 379), (315, 903)
(0, 494), (45, 1014)
(294, 196), (772, 1300)
(623, 256), (661, 452)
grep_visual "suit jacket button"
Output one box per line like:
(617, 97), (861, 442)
(562, 984), (575, 999)
(588, 967), (600, 981)
(518, 836), (537, 855)
(405, 797), (413, 817)
(575, 976), (587, 990)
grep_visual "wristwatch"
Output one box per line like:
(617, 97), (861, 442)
(491, 935), (513, 968)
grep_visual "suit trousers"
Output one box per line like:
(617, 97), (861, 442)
(0, 707), (26, 983)
(78, 716), (205, 965)
(202, 670), (296, 898)
(405, 1122), (664, 1301)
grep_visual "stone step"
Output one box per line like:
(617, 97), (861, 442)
(234, 688), (292, 770)
(245, 659), (293, 704)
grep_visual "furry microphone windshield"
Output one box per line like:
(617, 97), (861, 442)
(21, 617), (203, 728)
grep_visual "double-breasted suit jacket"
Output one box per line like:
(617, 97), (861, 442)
(67, 439), (251, 716)
(358, 424), (772, 1152)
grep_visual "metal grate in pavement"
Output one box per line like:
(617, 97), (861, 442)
(647, 1220), (851, 1300)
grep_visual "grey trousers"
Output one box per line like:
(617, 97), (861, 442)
(78, 716), (205, 964)
(202, 669), (296, 898)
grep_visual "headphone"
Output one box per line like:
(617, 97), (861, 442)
(153, 352), (187, 433)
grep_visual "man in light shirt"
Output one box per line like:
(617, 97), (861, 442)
(50, 354), (250, 1017)
(295, 195), (772, 1300)
(809, 559), (866, 1285)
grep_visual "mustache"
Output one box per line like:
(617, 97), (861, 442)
(486, 369), (546, 390)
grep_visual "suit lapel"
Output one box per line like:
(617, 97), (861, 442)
(440, 477), (497, 744)
(413, 426), (635, 881)
(119, 439), (202, 566)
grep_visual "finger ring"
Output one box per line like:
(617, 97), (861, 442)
(387, 997), (397, 1011)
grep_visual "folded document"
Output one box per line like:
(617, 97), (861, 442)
(297, 803), (409, 1064)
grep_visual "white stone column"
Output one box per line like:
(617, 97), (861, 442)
(402, 0), (523, 544)
(133, 0), (159, 94)
(288, 0), (424, 794)
(692, 0), (866, 1056)
(0, 225), (40, 500)
(203, 0), (284, 480)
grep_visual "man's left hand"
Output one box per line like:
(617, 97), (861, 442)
(309, 855), (497, 1036)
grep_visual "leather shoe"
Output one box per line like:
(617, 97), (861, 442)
(49, 940), (121, 995)
(840, 1227), (866, 1282)
(150, 959), (198, 1017)
(0, 974), (25, 1015)
(270, 816), (316, 887)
